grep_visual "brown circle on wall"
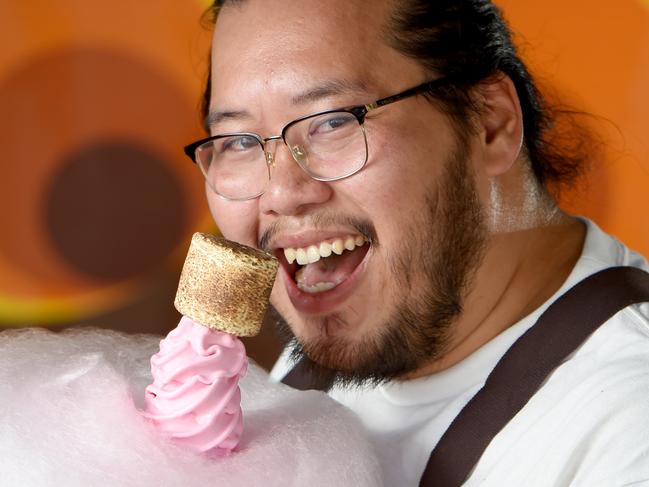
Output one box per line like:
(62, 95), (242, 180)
(0, 46), (205, 294)
(45, 139), (186, 282)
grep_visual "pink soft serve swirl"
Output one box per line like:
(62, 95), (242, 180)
(143, 316), (248, 455)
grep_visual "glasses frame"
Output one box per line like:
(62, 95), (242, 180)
(184, 76), (450, 200)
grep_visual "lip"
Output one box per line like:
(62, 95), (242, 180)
(279, 245), (371, 315)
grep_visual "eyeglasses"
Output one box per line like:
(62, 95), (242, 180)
(184, 77), (450, 200)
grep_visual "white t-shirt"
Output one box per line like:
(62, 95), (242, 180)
(271, 220), (649, 487)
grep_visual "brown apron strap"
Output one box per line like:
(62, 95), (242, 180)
(281, 355), (326, 391)
(421, 266), (649, 486)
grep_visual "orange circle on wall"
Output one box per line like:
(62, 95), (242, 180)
(0, 1), (213, 323)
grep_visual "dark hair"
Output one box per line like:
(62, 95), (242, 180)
(203, 0), (592, 194)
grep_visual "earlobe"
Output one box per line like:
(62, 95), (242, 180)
(478, 75), (524, 177)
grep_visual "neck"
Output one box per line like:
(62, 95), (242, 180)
(406, 211), (586, 378)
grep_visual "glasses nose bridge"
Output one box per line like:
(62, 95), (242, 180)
(261, 134), (285, 167)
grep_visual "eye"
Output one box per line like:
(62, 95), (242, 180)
(220, 135), (259, 153)
(309, 113), (356, 136)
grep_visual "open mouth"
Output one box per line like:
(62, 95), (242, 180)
(276, 235), (370, 295)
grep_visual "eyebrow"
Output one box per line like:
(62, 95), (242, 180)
(205, 78), (369, 129)
(290, 78), (369, 105)
(205, 109), (250, 129)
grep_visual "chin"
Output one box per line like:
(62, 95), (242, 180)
(285, 309), (384, 366)
(294, 289), (382, 337)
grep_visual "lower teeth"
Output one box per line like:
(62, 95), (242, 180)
(295, 267), (341, 293)
(297, 281), (337, 294)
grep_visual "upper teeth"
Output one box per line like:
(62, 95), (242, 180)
(284, 235), (366, 265)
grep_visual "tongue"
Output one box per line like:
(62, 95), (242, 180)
(295, 245), (368, 289)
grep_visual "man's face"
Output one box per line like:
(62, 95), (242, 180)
(208, 0), (487, 382)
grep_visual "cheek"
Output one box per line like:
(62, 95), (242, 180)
(360, 129), (440, 217)
(358, 127), (413, 205)
(206, 191), (259, 247)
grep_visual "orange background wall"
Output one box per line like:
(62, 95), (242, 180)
(497, 0), (649, 253)
(0, 1), (647, 368)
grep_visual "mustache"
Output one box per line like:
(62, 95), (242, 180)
(258, 212), (379, 251)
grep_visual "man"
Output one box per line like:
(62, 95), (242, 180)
(184, 0), (649, 485)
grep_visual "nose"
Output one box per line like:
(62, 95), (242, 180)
(259, 138), (332, 216)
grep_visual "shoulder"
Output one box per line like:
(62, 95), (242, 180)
(471, 239), (649, 485)
(577, 218), (649, 335)
(471, 313), (649, 485)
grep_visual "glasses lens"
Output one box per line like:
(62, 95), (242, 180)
(194, 135), (268, 200)
(285, 111), (367, 180)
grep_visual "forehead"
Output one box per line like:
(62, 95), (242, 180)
(210, 0), (423, 114)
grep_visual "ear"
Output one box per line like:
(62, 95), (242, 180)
(475, 75), (524, 177)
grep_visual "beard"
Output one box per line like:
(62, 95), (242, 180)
(273, 137), (488, 389)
